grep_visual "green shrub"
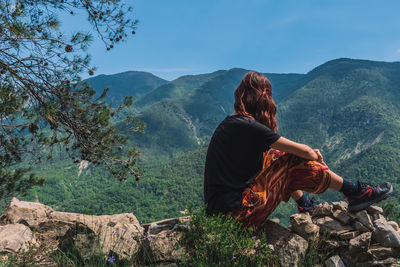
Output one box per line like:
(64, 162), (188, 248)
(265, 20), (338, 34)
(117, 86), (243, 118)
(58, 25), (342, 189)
(382, 196), (400, 223)
(180, 207), (278, 267)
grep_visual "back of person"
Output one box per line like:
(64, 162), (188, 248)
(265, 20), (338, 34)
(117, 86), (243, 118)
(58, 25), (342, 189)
(204, 114), (280, 215)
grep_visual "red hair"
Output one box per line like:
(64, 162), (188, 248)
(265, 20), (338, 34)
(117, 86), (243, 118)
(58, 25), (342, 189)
(234, 71), (278, 132)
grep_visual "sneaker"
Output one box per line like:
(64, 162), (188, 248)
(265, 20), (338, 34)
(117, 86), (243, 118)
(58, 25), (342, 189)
(347, 181), (393, 212)
(297, 197), (319, 215)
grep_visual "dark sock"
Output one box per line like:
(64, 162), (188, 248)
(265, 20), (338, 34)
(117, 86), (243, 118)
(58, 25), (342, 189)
(340, 179), (360, 196)
(296, 193), (312, 207)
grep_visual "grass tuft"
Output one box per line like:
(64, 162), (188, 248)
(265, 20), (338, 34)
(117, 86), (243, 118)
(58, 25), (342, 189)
(179, 207), (278, 266)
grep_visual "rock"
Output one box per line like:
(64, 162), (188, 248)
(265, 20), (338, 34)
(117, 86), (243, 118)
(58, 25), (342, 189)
(349, 232), (371, 254)
(320, 240), (347, 251)
(338, 231), (359, 240)
(144, 218), (181, 235)
(394, 246), (400, 257)
(313, 216), (354, 235)
(346, 251), (373, 264)
(366, 205), (383, 215)
(355, 221), (371, 232)
(172, 220), (191, 232)
(373, 220), (400, 247)
(361, 257), (400, 267)
(138, 230), (185, 264)
(332, 209), (352, 225)
(290, 213), (319, 241)
(54, 212), (143, 260)
(372, 214), (386, 224)
(332, 201), (348, 212)
(313, 202), (333, 217)
(270, 218), (280, 223)
(368, 244), (394, 260)
(355, 210), (374, 230)
(150, 264), (178, 267)
(0, 197), (53, 227)
(0, 224), (36, 253)
(143, 217), (192, 235)
(49, 211), (142, 230)
(257, 220), (308, 267)
(388, 221), (399, 231)
(324, 255), (346, 267)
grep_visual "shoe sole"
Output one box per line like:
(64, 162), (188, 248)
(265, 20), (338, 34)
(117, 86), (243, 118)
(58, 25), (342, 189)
(348, 184), (393, 213)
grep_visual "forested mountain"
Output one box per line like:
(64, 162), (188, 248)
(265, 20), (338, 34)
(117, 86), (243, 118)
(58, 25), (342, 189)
(87, 71), (168, 106)
(134, 70), (227, 109)
(277, 58), (400, 197)
(22, 58), (400, 225)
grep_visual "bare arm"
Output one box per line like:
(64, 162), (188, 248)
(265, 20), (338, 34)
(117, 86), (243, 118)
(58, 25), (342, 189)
(270, 137), (319, 161)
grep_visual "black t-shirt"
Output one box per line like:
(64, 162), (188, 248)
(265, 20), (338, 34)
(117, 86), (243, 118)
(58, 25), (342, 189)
(204, 115), (281, 215)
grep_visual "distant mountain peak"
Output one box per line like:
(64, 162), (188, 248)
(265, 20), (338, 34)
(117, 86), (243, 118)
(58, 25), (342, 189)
(309, 57), (400, 76)
(86, 70), (169, 106)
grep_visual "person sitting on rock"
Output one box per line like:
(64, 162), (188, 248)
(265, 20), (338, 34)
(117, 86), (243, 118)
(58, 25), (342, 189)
(203, 71), (393, 228)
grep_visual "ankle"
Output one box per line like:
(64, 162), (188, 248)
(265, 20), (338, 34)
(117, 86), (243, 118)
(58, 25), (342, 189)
(340, 179), (360, 197)
(296, 193), (312, 207)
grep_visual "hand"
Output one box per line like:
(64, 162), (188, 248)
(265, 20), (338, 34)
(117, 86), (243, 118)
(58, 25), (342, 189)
(313, 149), (324, 163)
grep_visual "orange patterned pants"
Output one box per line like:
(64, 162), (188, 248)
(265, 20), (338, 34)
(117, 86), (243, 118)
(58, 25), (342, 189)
(229, 149), (331, 228)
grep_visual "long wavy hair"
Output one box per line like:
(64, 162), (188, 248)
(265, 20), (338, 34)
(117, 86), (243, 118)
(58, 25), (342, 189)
(234, 71), (278, 132)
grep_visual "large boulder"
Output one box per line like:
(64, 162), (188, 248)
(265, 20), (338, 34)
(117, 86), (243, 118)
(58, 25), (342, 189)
(0, 224), (36, 253)
(0, 198), (143, 261)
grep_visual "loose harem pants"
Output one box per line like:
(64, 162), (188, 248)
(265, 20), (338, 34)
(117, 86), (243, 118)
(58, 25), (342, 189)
(229, 149), (332, 228)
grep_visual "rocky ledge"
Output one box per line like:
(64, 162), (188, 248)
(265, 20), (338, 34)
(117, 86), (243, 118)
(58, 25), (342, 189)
(290, 201), (400, 266)
(0, 198), (399, 266)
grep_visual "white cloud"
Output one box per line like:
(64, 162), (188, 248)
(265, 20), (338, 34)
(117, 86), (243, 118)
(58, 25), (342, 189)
(396, 49), (400, 54)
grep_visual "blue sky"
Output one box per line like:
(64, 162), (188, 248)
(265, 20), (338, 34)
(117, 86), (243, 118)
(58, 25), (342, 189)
(63, 0), (400, 80)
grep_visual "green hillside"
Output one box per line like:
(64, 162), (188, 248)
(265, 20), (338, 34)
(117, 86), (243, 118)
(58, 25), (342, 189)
(277, 58), (400, 192)
(135, 70), (227, 109)
(87, 71), (168, 106)
(24, 146), (207, 224)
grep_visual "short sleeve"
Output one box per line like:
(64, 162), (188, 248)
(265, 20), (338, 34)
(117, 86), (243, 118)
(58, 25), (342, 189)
(250, 120), (280, 152)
